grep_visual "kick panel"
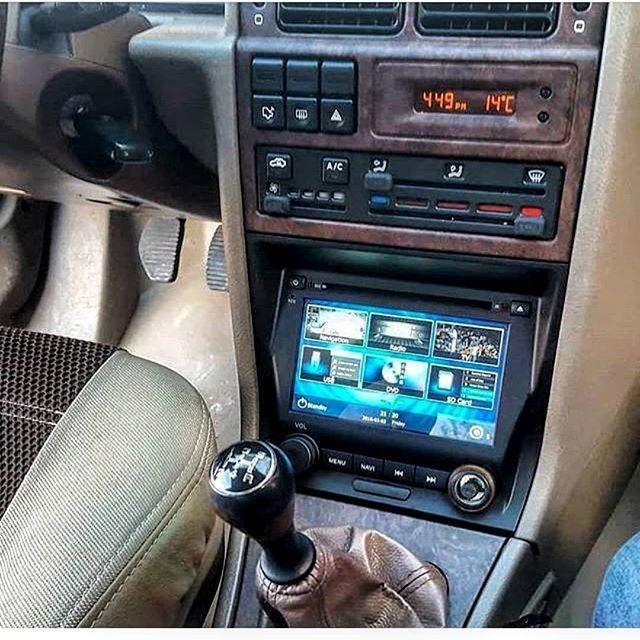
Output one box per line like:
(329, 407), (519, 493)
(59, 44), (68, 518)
(258, 146), (563, 239)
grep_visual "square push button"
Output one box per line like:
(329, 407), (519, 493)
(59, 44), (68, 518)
(251, 58), (284, 94)
(321, 61), (356, 96)
(253, 95), (284, 130)
(415, 467), (450, 492)
(384, 460), (415, 485)
(322, 449), (353, 472)
(286, 97), (318, 132)
(266, 153), (292, 180)
(354, 455), (383, 479)
(510, 301), (532, 317)
(286, 60), (319, 95)
(322, 157), (349, 185)
(321, 99), (354, 134)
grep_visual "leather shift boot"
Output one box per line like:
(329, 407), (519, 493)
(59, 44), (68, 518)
(256, 526), (448, 628)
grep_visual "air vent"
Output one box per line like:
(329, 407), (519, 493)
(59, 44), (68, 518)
(416, 3), (559, 38)
(278, 3), (403, 35)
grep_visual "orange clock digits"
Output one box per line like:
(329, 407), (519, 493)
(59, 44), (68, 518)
(417, 89), (517, 116)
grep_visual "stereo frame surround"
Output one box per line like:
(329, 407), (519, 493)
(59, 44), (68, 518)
(247, 234), (568, 531)
(271, 270), (536, 472)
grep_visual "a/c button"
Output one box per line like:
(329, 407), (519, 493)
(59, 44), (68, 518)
(322, 157), (350, 185)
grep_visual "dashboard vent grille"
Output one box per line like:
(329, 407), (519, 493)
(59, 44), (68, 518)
(416, 2), (559, 38)
(278, 2), (403, 35)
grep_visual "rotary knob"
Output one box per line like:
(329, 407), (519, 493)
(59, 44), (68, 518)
(280, 434), (319, 475)
(447, 464), (496, 513)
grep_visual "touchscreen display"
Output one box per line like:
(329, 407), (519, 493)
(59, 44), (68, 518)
(290, 300), (510, 447)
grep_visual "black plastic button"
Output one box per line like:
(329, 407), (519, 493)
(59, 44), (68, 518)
(252, 58), (284, 93)
(510, 301), (532, 317)
(415, 467), (450, 492)
(253, 95), (284, 130)
(514, 215), (545, 237)
(266, 153), (292, 180)
(321, 99), (354, 134)
(286, 97), (318, 132)
(322, 157), (349, 185)
(322, 449), (353, 472)
(353, 479), (410, 501)
(286, 60), (319, 95)
(383, 460), (415, 485)
(354, 455), (383, 479)
(262, 195), (290, 215)
(364, 171), (393, 192)
(287, 275), (306, 290)
(321, 61), (356, 96)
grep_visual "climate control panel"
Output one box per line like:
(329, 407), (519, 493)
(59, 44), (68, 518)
(257, 146), (564, 239)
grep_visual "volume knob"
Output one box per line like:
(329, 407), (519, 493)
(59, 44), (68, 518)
(448, 464), (496, 513)
(280, 435), (319, 475)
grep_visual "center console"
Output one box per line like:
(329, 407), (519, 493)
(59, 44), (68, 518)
(237, 3), (605, 537)
(227, 2), (608, 627)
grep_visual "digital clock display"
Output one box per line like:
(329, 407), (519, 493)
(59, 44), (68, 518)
(416, 89), (517, 116)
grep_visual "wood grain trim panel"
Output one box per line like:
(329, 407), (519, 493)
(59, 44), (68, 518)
(237, 3), (606, 262)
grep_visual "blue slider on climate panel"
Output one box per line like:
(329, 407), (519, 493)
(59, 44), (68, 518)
(370, 194), (390, 207)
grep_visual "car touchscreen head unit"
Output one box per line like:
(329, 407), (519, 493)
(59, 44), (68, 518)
(292, 300), (507, 448)
(271, 271), (535, 470)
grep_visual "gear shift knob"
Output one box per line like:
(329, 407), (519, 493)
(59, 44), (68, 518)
(209, 440), (315, 584)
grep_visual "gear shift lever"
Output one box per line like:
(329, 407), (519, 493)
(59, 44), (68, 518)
(209, 440), (315, 584)
(210, 440), (449, 627)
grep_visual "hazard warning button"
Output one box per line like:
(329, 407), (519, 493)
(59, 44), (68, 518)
(321, 99), (355, 135)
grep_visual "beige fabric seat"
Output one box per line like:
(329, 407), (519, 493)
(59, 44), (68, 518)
(0, 328), (223, 627)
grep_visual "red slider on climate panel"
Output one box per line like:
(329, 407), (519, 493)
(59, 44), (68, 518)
(477, 203), (513, 214)
(436, 200), (469, 211)
(520, 206), (544, 218)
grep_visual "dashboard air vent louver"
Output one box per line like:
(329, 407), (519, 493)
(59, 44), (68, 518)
(416, 2), (559, 38)
(278, 2), (403, 35)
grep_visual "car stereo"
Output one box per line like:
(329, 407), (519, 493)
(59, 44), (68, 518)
(271, 271), (536, 474)
(292, 300), (507, 448)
